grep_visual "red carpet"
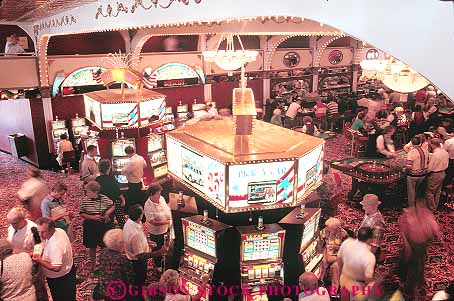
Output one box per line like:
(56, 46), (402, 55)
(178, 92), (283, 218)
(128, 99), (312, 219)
(0, 135), (453, 300)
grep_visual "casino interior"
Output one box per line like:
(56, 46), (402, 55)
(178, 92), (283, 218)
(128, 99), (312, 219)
(0, 1), (454, 301)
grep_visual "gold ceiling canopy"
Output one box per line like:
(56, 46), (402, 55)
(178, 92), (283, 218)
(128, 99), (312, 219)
(0, 0), (97, 22)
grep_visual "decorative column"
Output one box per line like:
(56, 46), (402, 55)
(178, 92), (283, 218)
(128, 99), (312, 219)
(40, 87), (54, 152)
(204, 83), (212, 102)
(261, 35), (271, 104)
(309, 37), (318, 93)
(352, 64), (360, 92)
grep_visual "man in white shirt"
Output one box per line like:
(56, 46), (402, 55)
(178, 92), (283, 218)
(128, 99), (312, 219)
(144, 184), (172, 267)
(337, 227), (376, 301)
(285, 99), (303, 128)
(406, 136), (429, 207)
(122, 146), (147, 207)
(207, 102), (218, 118)
(443, 136), (454, 186)
(298, 272), (330, 301)
(80, 145), (99, 183)
(123, 205), (165, 301)
(7, 207), (37, 253)
(426, 138), (449, 211)
(33, 217), (75, 301)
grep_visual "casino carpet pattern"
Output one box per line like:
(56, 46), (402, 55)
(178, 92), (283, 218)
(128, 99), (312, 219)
(0, 135), (453, 301)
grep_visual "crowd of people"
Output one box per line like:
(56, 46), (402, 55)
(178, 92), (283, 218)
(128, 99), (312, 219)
(1, 84), (453, 300)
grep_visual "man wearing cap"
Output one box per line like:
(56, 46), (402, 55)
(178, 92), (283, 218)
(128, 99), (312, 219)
(318, 218), (348, 295)
(359, 194), (385, 255)
(426, 138), (449, 211)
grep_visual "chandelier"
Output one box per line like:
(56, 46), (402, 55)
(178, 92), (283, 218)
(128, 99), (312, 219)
(203, 33), (258, 74)
(360, 57), (429, 93)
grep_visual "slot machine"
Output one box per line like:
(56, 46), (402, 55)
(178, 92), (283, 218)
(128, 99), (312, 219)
(177, 103), (189, 120)
(236, 223), (286, 301)
(50, 118), (69, 153)
(180, 214), (235, 301)
(111, 138), (136, 186)
(147, 134), (168, 180)
(70, 114), (89, 146)
(279, 207), (323, 286)
(192, 103), (206, 119)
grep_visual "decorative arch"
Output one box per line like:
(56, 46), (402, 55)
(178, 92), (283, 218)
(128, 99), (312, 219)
(38, 35), (51, 87)
(314, 35), (345, 67)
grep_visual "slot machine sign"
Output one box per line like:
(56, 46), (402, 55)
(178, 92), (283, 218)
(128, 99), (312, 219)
(296, 145), (324, 199)
(229, 161), (295, 209)
(241, 231), (285, 262)
(182, 219), (217, 258)
(167, 136), (226, 208)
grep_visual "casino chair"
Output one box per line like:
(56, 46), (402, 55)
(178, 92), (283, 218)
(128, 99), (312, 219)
(62, 150), (76, 174)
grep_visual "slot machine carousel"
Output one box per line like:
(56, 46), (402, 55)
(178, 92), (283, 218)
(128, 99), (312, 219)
(166, 87), (326, 300)
(81, 68), (171, 186)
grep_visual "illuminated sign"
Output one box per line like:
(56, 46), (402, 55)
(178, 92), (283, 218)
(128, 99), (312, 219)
(228, 161), (295, 209)
(328, 50), (343, 65)
(101, 68), (142, 88)
(62, 67), (107, 88)
(145, 63), (205, 87)
(84, 97), (102, 127)
(241, 231), (285, 261)
(183, 219), (217, 257)
(167, 136), (226, 207)
(296, 145), (324, 199)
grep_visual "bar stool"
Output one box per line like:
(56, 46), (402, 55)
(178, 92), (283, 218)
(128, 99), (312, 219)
(62, 150), (76, 174)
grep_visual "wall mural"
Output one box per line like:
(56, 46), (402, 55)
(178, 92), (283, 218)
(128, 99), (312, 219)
(328, 49), (343, 65)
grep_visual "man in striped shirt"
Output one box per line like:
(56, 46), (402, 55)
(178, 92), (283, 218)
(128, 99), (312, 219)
(326, 96), (339, 131)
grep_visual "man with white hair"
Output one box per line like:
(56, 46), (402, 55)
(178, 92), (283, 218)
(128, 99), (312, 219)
(359, 194), (386, 255)
(318, 218), (348, 295)
(298, 272), (330, 300)
(7, 207), (37, 253)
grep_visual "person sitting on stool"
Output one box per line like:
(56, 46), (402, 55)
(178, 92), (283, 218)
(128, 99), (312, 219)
(56, 133), (74, 167)
(376, 126), (397, 158)
(122, 146), (147, 208)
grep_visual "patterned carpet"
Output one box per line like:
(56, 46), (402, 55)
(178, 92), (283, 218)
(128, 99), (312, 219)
(0, 135), (453, 301)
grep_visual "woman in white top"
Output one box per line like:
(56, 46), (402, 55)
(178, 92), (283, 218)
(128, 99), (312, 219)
(160, 269), (209, 301)
(0, 239), (36, 301)
(56, 133), (74, 166)
(144, 184), (172, 267)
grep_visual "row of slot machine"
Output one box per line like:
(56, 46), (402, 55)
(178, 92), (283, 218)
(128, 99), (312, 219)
(49, 115), (90, 154)
(178, 208), (323, 301)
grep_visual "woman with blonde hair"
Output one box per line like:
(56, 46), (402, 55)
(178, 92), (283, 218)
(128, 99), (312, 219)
(160, 269), (209, 301)
(0, 239), (36, 301)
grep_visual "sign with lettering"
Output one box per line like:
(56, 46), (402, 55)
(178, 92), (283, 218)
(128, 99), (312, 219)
(296, 145), (324, 199)
(228, 161), (295, 208)
(166, 136), (226, 207)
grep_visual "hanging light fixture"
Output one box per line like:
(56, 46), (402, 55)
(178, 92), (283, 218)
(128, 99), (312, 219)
(203, 33), (258, 72)
(360, 55), (429, 93)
